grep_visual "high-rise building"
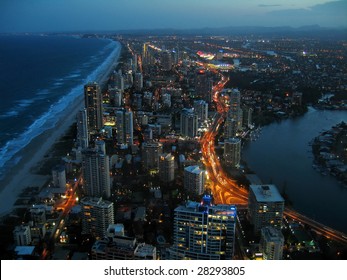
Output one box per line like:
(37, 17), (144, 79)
(242, 106), (253, 128)
(260, 226), (284, 260)
(161, 51), (172, 71)
(134, 72), (143, 91)
(224, 88), (242, 138)
(142, 142), (163, 171)
(180, 108), (198, 138)
(195, 69), (210, 102)
(52, 165), (66, 189)
(169, 196), (237, 260)
(77, 108), (89, 149)
(80, 197), (114, 240)
(13, 225), (32, 246)
(224, 138), (241, 168)
(113, 70), (124, 92)
(133, 54), (138, 72)
(159, 153), (175, 183)
(116, 110), (133, 146)
(84, 82), (103, 132)
(248, 185), (285, 234)
(82, 146), (110, 198)
(184, 165), (205, 196)
(193, 100), (208, 126)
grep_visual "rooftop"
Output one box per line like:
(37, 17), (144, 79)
(184, 165), (203, 174)
(250, 184), (284, 203)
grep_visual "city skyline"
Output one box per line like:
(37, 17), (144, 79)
(0, 0), (346, 33)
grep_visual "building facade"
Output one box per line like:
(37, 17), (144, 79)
(142, 142), (163, 171)
(84, 82), (103, 132)
(116, 110), (133, 146)
(180, 108), (198, 138)
(248, 185), (285, 234)
(224, 138), (241, 168)
(159, 153), (175, 183)
(81, 197), (114, 240)
(260, 226), (284, 260)
(169, 196), (237, 260)
(184, 165), (205, 196)
(82, 147), (111, 198)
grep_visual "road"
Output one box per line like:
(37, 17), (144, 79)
(200, 74), (248, 206)
(41, 177), (80, 259)
(199, 70), (347, 245)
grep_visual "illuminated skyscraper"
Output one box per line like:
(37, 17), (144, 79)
(224, 88), (242, 138)
(142, 142), (163, 171)
(184, 165), (205, 196)
(169, 196), (237, 260)
(180, 108), (198, 138)
(159, 153), (175, 183)
(195, 69), (210, 101)
(81, 197), (114, 239)
(161, 51), (172, 71)
(114, 70), (124, 92)
(84, 82), (103, 132)
(134, 72), (143, 91)
(248, 185), (285, 234)
(260, 226), (284, 260)
(224, 138), (241, 168)
(82, 146), (110, 198)
(116, 110), (133, 146)
(193, 100), (208, 126)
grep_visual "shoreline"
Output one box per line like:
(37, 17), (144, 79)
(0, 41), (121, 217)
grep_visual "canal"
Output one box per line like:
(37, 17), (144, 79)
(242, 107), (347, 233)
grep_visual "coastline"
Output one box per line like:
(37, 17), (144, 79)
(0, 40), (121, 217)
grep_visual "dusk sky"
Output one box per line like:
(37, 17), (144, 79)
(0, 0), (346, 33)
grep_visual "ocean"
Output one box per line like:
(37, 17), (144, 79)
(0, 34), (120, 179)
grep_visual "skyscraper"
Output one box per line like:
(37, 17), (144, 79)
(224, 88), (242, 138)
(224, 138), (241, 168)
(134, 72), (143, 91)
(113, 70), (124, 92)
(242, 106), (253, 128)
(161, 51), (172, 71)
(180, 108), (198, 138)
(169, 196), (237, 260)
(260, 226), (284, 260)
(184, 165), (205, 196)
(84, 82), (103, 132)
(193, 100), (208, 127)
(80, 197), (114, 240)
(142, 142), (163, 171)
(159, 153), (175, 183)
(116, 110), (133, 146)
(248, 185), (285, 234)
(82, 146), (111, 198)
(195, 69), (210, 101)
(77, 108), (89, 149)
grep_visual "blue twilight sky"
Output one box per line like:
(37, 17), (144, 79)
(0, 0), (346, 33)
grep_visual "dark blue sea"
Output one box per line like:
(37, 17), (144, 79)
(0, 34), (120, 179)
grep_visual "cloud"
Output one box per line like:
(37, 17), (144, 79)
(263, 0), (347, 27)
(258, 4), (282, 8)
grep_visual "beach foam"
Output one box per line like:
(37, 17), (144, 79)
(0, 40), (121, 172)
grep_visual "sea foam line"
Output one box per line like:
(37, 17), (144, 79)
(0, 40), (121, 171)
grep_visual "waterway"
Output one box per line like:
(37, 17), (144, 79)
(242, 107), (347, 233)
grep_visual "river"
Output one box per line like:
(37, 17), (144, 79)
(242, 107), (347, 233)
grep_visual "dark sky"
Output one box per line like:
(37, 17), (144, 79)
(0, 0), (346, 33)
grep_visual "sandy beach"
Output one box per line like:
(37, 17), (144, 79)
(0, 42), (121, 217)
